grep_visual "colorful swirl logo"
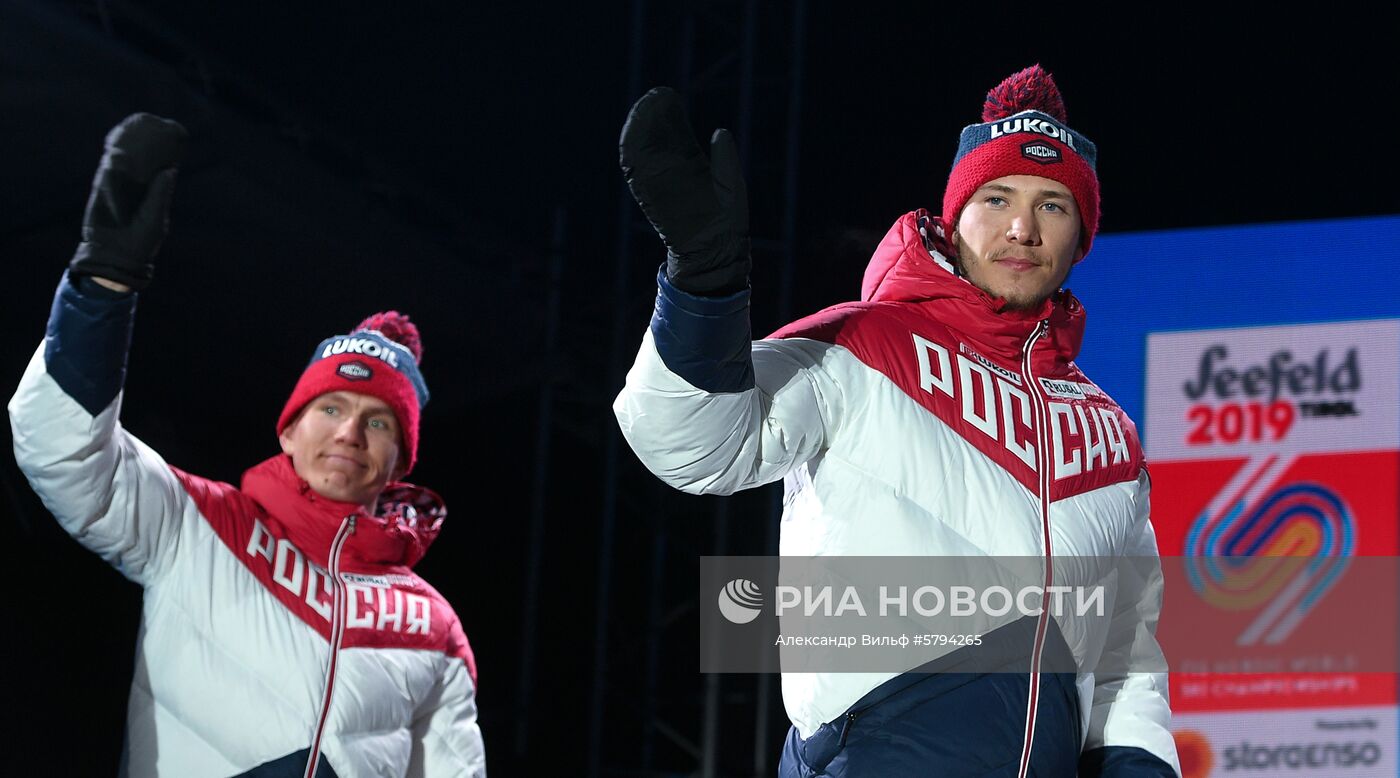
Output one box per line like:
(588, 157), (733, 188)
(1185, 455), (1353, 645)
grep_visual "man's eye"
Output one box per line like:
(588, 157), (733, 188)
(986, 196), (1007, 206)
(322, 406), (338, 415)
(1042, 202), (1065, 213)
(369, 419), (384, 429)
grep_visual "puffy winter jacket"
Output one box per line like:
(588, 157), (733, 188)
(613, 211), (1178, 775)
(9, 274), (486, 777)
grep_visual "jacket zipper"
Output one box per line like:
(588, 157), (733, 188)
(304, 514), (357, 778)
(839, 711), (859, 747)
(1016, 321), (1054, 778)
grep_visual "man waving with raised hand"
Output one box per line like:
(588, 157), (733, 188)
(11, 114), (486, 777)
(614, 67), (1179, 776)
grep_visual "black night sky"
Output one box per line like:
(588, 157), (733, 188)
(2, 2), (1397, 775)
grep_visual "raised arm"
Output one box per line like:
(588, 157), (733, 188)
(612, 89), (842, 495)
(8, 113), (191, 585)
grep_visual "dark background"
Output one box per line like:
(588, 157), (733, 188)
(1, 1), (1396, 775)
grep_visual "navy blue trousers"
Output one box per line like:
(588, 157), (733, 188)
(779, 670), (1082, 778)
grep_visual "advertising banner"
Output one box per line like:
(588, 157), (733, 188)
(1146, 320), (1400, 773)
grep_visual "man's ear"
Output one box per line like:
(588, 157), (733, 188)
(278, 430), (296, 457)
(278, 416), (300, 457)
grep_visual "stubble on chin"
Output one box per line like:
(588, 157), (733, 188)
(952, 237), (1060, 312)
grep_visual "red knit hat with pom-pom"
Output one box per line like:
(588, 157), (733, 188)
(942, 64), (1100, 260)
(276, 311), (431, 474)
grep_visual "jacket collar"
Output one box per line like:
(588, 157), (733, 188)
(240, 454), (445, 571)
(860, 209), (1086, 366)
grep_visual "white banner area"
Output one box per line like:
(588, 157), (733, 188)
(1145, 319), (1400, 461)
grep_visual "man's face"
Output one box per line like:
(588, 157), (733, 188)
(953, 174), (1084, 311)
(278, 391), (405, 510)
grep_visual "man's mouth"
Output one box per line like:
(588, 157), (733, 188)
(323, 453), (365, 469)
(994, 256), (1040, 272)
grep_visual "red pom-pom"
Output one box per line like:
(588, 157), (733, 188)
(981, 64), (1067, 123)
(355, 311), (424, 364)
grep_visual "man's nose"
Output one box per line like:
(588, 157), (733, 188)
(334, 416), (366, 446)
(1006, 209), (1041, 245)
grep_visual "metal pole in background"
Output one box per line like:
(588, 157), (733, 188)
(589, 0), (646, 774)
(774, 0), (806, 331)
(735, 0), (757, 167)
(641, 483), (667, 771)
(700, 499), (730, 778)
(515, 206), (567, 757)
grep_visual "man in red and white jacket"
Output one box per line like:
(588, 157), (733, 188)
(614, 67), (1179, 776)
(9, 114), (486, 776)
